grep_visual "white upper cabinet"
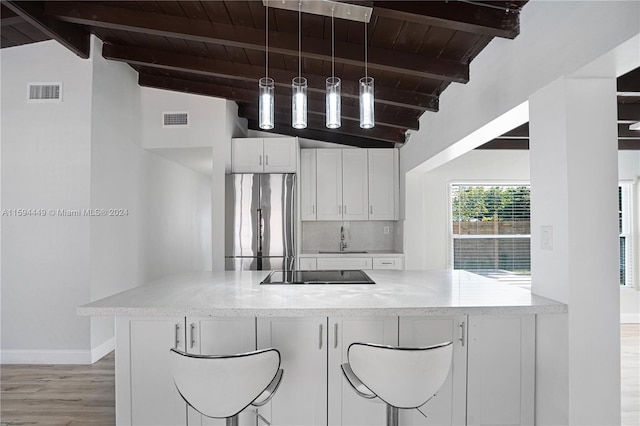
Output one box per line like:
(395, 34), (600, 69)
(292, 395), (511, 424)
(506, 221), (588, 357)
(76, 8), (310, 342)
(232, 137), (297, 173)
(232, 138), (263, 172)
(368, 149), (398, 220)
(263, 138), (298, 172)
(300, 149), (317, 220)
(303, 148), (398, 221)
(342, 150), (369, 221)
(316, 149), (343, 221)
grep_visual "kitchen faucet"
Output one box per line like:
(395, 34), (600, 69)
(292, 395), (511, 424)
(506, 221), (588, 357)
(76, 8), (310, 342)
(340, 226), (348, 251)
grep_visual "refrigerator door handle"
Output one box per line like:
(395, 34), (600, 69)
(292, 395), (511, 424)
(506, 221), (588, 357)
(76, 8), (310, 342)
(257, 208), (263, 254)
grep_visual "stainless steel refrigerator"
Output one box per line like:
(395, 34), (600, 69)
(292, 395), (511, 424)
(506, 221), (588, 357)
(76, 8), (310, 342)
(225, 173), (296, 271)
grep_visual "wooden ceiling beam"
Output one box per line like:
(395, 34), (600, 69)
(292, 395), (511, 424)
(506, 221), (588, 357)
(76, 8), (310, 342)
(45, 1), (468, 82)
(246, 119), (398, 149)
(102, 43), (436, 113)
(238, 105), (406, 144)
(1, 5), (24, 26)
(138, 71), (416, 131)
(139, 73), (405, 145)
(619, 123), (640, 138)
(618, 104), (640, 121)
(4, 1), (89, 58)
(478, 138), (640, 150)
(371, 1), (520, 39)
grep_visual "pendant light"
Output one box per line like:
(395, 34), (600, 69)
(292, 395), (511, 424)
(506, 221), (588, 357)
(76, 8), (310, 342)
(259, 1), (274, 130)
(326, 7), (341, 129)
(359, 18), (374, 129)
(292, 1), (307, 129)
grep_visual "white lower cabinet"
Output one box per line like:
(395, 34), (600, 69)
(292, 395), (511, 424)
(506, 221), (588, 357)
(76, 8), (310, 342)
(304, 256), (404, 271)
(116, 317), (257, 426)
(257, 317), (328, 426)
(399, 316), (468, 426)
(466, 315), (535, 426)
(299, 257), (317, 270)
(328, 316), (399, 426)
(117, 313), (535, 426)
(316, 257), (372, 270)
(116, 317), (187, 426)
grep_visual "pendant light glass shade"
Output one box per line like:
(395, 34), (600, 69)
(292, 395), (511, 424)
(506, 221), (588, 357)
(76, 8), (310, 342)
(292, 77), (307, 129)
(326, 76), (341, 129)
(359, 76), (374, 129)
(259, 77), (274, 130)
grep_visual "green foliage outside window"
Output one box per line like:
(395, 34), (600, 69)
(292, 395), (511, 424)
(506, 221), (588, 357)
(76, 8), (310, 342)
(452, 186), (530, 222)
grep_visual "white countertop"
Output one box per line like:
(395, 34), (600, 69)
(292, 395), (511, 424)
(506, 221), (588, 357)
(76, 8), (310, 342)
(77, 270), (566, 318)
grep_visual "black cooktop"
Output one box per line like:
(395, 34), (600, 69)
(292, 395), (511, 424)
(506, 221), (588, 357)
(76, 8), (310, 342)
(261, 270), (375, 285)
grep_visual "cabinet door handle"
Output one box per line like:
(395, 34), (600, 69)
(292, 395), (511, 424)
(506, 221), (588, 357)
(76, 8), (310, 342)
(344, 205), (347, 214)
(265, 155), (269, 166)
(381, 262), (393, 265)
(370, 205), (373, 214)
(259, 155), (263, 166)
(174, 323), (181, 349)
(190, 323), (196, 349)
(459, 321), (466, 347)
(319, 324), (324, 350)
(334, 323), (339, 349)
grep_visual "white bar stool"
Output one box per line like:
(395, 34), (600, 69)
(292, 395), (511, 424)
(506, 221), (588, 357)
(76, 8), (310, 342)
(341, 341), (453, 426)
(169, 347), (283, 426)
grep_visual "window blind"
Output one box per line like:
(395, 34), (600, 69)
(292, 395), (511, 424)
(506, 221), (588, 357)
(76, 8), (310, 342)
(450, 185), (531, 279)
(619, 184), (634, 286)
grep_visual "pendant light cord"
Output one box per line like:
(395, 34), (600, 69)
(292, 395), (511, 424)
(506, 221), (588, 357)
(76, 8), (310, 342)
(265, 1), (269, 80)
(364, 19), (368, 79)
(298, 1), (301, 79)
(331, 7), (335, 79)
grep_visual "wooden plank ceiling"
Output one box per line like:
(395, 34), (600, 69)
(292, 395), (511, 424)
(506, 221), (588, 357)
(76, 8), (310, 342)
(2, 0), (529, 148)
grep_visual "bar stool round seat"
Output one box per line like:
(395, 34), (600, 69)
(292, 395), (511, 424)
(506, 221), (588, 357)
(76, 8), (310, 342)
(169, 347), (283, 426)
(341, 341), (453, 426)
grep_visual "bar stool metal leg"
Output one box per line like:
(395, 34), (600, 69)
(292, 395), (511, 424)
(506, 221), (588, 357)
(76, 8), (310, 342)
(386, 404), (398, 426)
(226, 414), (239, 426)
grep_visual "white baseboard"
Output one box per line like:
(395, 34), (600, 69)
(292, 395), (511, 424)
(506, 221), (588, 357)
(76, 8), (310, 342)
(621, 313), (640, 324)
(91, 337), (115, 363)
(1, 337), (115, 365)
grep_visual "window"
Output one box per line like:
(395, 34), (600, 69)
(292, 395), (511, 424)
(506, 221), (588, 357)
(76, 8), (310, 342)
(450, 184), (531, 283)
(619, 183), (634, 286)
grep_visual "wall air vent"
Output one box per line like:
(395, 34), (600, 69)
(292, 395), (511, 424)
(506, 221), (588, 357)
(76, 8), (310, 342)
(163, 112), (189, 128)
(27, 83), (63, 102)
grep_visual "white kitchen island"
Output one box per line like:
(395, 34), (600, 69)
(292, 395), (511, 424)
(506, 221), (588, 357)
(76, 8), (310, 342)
(79, 270), (566, 426)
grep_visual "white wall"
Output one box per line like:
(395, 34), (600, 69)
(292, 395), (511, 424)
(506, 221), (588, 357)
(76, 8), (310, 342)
(407, 148), (640, 308)
(1, 38), (213, 363)
(141, 87), (227, 149)
(405, 150), (530, 270)
(1, 40), (93, 362)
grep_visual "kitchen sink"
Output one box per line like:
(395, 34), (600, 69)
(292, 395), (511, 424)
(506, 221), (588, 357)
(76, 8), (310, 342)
(318, 250), (368, 254)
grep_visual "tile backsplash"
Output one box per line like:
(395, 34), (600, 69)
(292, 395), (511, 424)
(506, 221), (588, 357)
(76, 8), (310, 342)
(302, 221), (400, 252)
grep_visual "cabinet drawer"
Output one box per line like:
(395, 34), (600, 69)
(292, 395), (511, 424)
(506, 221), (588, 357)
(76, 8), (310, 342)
(372, 257), (404, 270)
(316, 257), (372, 270)
(299, 257), (317, 270)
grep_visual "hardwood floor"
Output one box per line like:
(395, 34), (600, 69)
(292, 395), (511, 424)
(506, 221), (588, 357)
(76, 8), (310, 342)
(1, 352), (115, 426)
(1, 326), (638, 425)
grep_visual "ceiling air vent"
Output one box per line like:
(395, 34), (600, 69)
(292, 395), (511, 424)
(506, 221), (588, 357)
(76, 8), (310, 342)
(27, 82), (62, 102)
(163, 111), (189, 128)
